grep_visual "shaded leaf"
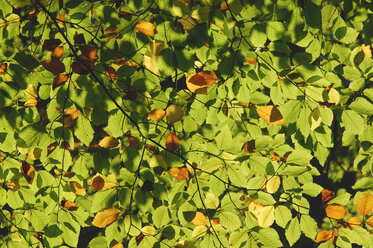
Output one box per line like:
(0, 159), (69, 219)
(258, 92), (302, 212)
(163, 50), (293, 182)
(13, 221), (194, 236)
(51, 46), (64, 59)
(42, 39), (62, 51)
(41, 58), (65, 75)
(166, 104), (183, 124)
(186, 71), (218, 94)
(53, 74), (68, 90)
(148, 108), (166, 122)
(79, 45), (99, 62)
(165, 132), (180, 152)
(256, 105), (285, 126)
(99, 136), (119, 148)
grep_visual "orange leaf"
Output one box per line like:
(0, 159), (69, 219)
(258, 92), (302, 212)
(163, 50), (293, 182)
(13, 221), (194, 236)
(322, 189), (335, 203)
(79, 45), (99, 62)
(64, 201), (79, 211)
(21, 161), (35, 184)
(0, 63), (7, 73)
(92, 176), (105, 191)
(51, 46), (64, 59)
(256, 105), (285, 126)
(92, 208), (119, 228)
(356, 191), (373, 216)
(220, 1), (228, 11)
(41, 58), (65, 75)
(315, 230), (332, 243)
(6, 181), (20, 191)
(347, 217), (361, 228)
(42, 39), (62, 51)
(192, 212), (207, 226)
(62, 108), (79, 128)
(70, 181), (86, 196)
(105, 66), (117, 81)
(249, 201), (263, 218)
(99, 136), (119, 148)
(53, 74), (68, 90)
(325, 204), (347, 219)
(128, 136), (139, 150)
(246, 57), (257, 65)
(165, 132), (180, 152)
(24, 98), (38, 107)
(148, 108), (166, 121)
(136, 21), (156, 36)
(169, 167), (189, 180)
(270, 152), (281, 161)
(243, 140), (256, 153)
(186, 71), (218, 94)
(366, 216), (373, 227)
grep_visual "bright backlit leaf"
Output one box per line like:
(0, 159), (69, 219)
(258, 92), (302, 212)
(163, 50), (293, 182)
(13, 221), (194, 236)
(92, 208), (119, 228)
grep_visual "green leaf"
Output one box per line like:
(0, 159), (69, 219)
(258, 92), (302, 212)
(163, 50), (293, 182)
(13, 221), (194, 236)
(74, 115), (94, 146)
(91, 189), (116, 213)
(349, 97), (373, 115)
(275, 205), (292, 228)
(300, 215), (317, 240)
(219, 211), (241, 231)
(301, 182), (323, 197)
(285, 218), (301, 246)
(252, 228), (282, 248)
(152, 206), (170, 228)
(341, 110), (365, 135)
(286, 150), (313, 166)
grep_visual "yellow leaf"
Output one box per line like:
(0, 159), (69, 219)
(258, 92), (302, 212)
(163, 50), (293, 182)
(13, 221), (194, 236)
(248, 201), (263, 218)
(204, 192), (219, 209)
(347, 217), (361, 228)
(258, 206), (275, 228)
(148, 108), (166, 121)
(24, 98), (38, 107)
(141, 226), (156, 236)
(51, 46), (64, 59)
(309, 107), (322, 131)
(361, 44), (372, 58)
(99, 136), (119, 148)
(64, 201), (79, 211)
(175, 240), (196, 248)
(6, 181), (20, 191)
(192, 212), (207, 226)
(28, 148), (42, 160)
(24, 84), (38, 99)
(256, 105), (285, 126)
(143, 40), (168, 74)
(92, 208), (119, 228)
(356, 191), (373, 216)
(266, 176), (281, 194)
(315, 230), (332, 243)
(165, 132), (180, 152)
(327, 88), (340, 105)
(136, 21), (156, 36)
(69, 181), (86, 196)
(366, 216), (373, 227)
(186, 71), (218, 94)
(325, 204), (347, 219)
(166, 104), (183, 124)
(149, 154), (167, 169)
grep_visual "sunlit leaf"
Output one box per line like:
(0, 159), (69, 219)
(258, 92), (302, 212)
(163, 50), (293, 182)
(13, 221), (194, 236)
(136, 21), (156, 36)
(92, 208), (119, 228)
(165, 104), (183, 124)
(325, 204), (347, 219)
(51, 46), (64, 59)
(69, 181), (86, 196)
(64, 201), (79, 211)
(356, 191), (373, 216)
(192, 212), (207, 226)
(258, 206), (275, 228)
(186, 71), (218, 94)
(141, 226), (156, 236)
(99, 136), (119, 148)
(21, 161), (35, 184)
(256, 105), (285, 126)
(169, 167), (188, 180)
(148, 108), (166, 121)
(315, 230), (332, 243)
(347, 217), (361, 228)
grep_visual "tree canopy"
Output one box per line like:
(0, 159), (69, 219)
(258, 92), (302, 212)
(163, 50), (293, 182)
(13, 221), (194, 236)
(0, 0), (373, 247)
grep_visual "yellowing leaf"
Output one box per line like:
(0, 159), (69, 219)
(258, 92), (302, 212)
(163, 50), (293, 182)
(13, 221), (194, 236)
(249, 201), (263, 218)
(366, 216), (373, 227)
(24, 84), (38, 99)
(356, 191), (373, 216)
(175, 240), (196, 248)
(21, 161), (35, 184)
(327, 88), (340, 105)
(6, 181), (20, 191)
(347, 217), (361, 227)
(361, 44), (372, 58)
(141, 226), (156, 236)
(266, 176), (281, 194)
(165, 104), (183, 124)
(192, 212), (207, 226)
(309, 107), (321, 131)
(70, 181), (86, 196)
(105, 66), (117, 81)
(204, 192), (219, 209)
(315, 230), (332, 243)
(99, 136), (119, 148)
(246, 57), (257, 65)
(179, 16), (197, 30)
(322, 189), (335, 203)
(258, 206), (275, 228)
(325, 204), (347, 219)
(64, 201), (79, 211)
(186, 71), (218, 94)
(51, 46), (64, 59)
(170, 167), (188, 180)
(92, 175), (105, 191)
(256, 105), (285, 126)
(53, 74), (68, 90)
(149, 154), (167, 168)
(136, 21), (156, 36)
(92, 208), (119, 228)
(243, 140), (256, 153)
(91, 173), (117, 191)
(28, 148), (42, 160)
(148, 108), (166, 121)
(144, 40), (168, 74)
(165, 132), (180, 152)
(24, 98), (38, 107)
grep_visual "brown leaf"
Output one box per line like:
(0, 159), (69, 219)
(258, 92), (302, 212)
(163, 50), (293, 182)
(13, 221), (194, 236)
(92, 208), (119, 228)
(64, 201), (79, 211)
(148, 108), (166, 122)
(63, 171), (75, 178)
(315, 230), (332, 243)
(24, 98), (38, 107)
(169, 167), (189, 180)
(28, 148), (42, 160)
(325, 204), (347, 219)
(74, 33), (86, 45)
(41, 58), (65, 75)
(21, 161), (35, 184)
(165, 132), (180, 152)
(70, 181), (86, 196)
(47, 142), (58, 156)
(105, 66), (117, 81)
(53, 74), (68, 90)
(51, 46), (64, 59)
(256, 105), (285, 126)
(6, 181), (20, 191)
(92, 176), (105, 191)
(243, 140), (256, 153)
(79, 45), (99, 62)
(347, 217), (361, 228)
(128, 137), (139, 150)
(186, 71), (218, 94)
(0, 63), (7, 73)
(356, 191), (373, 216)
(99, 136), (119, 148)
(192, 212), (207, 226)
(165, 104), (183, 124)
(136, 21), (156, 36)
(42, 39), (62, 51)
(322, 189), (335, 203)
(62, 108), (79, 127)
(104, 26), (120, 41)
(270, 152), (281, 161)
